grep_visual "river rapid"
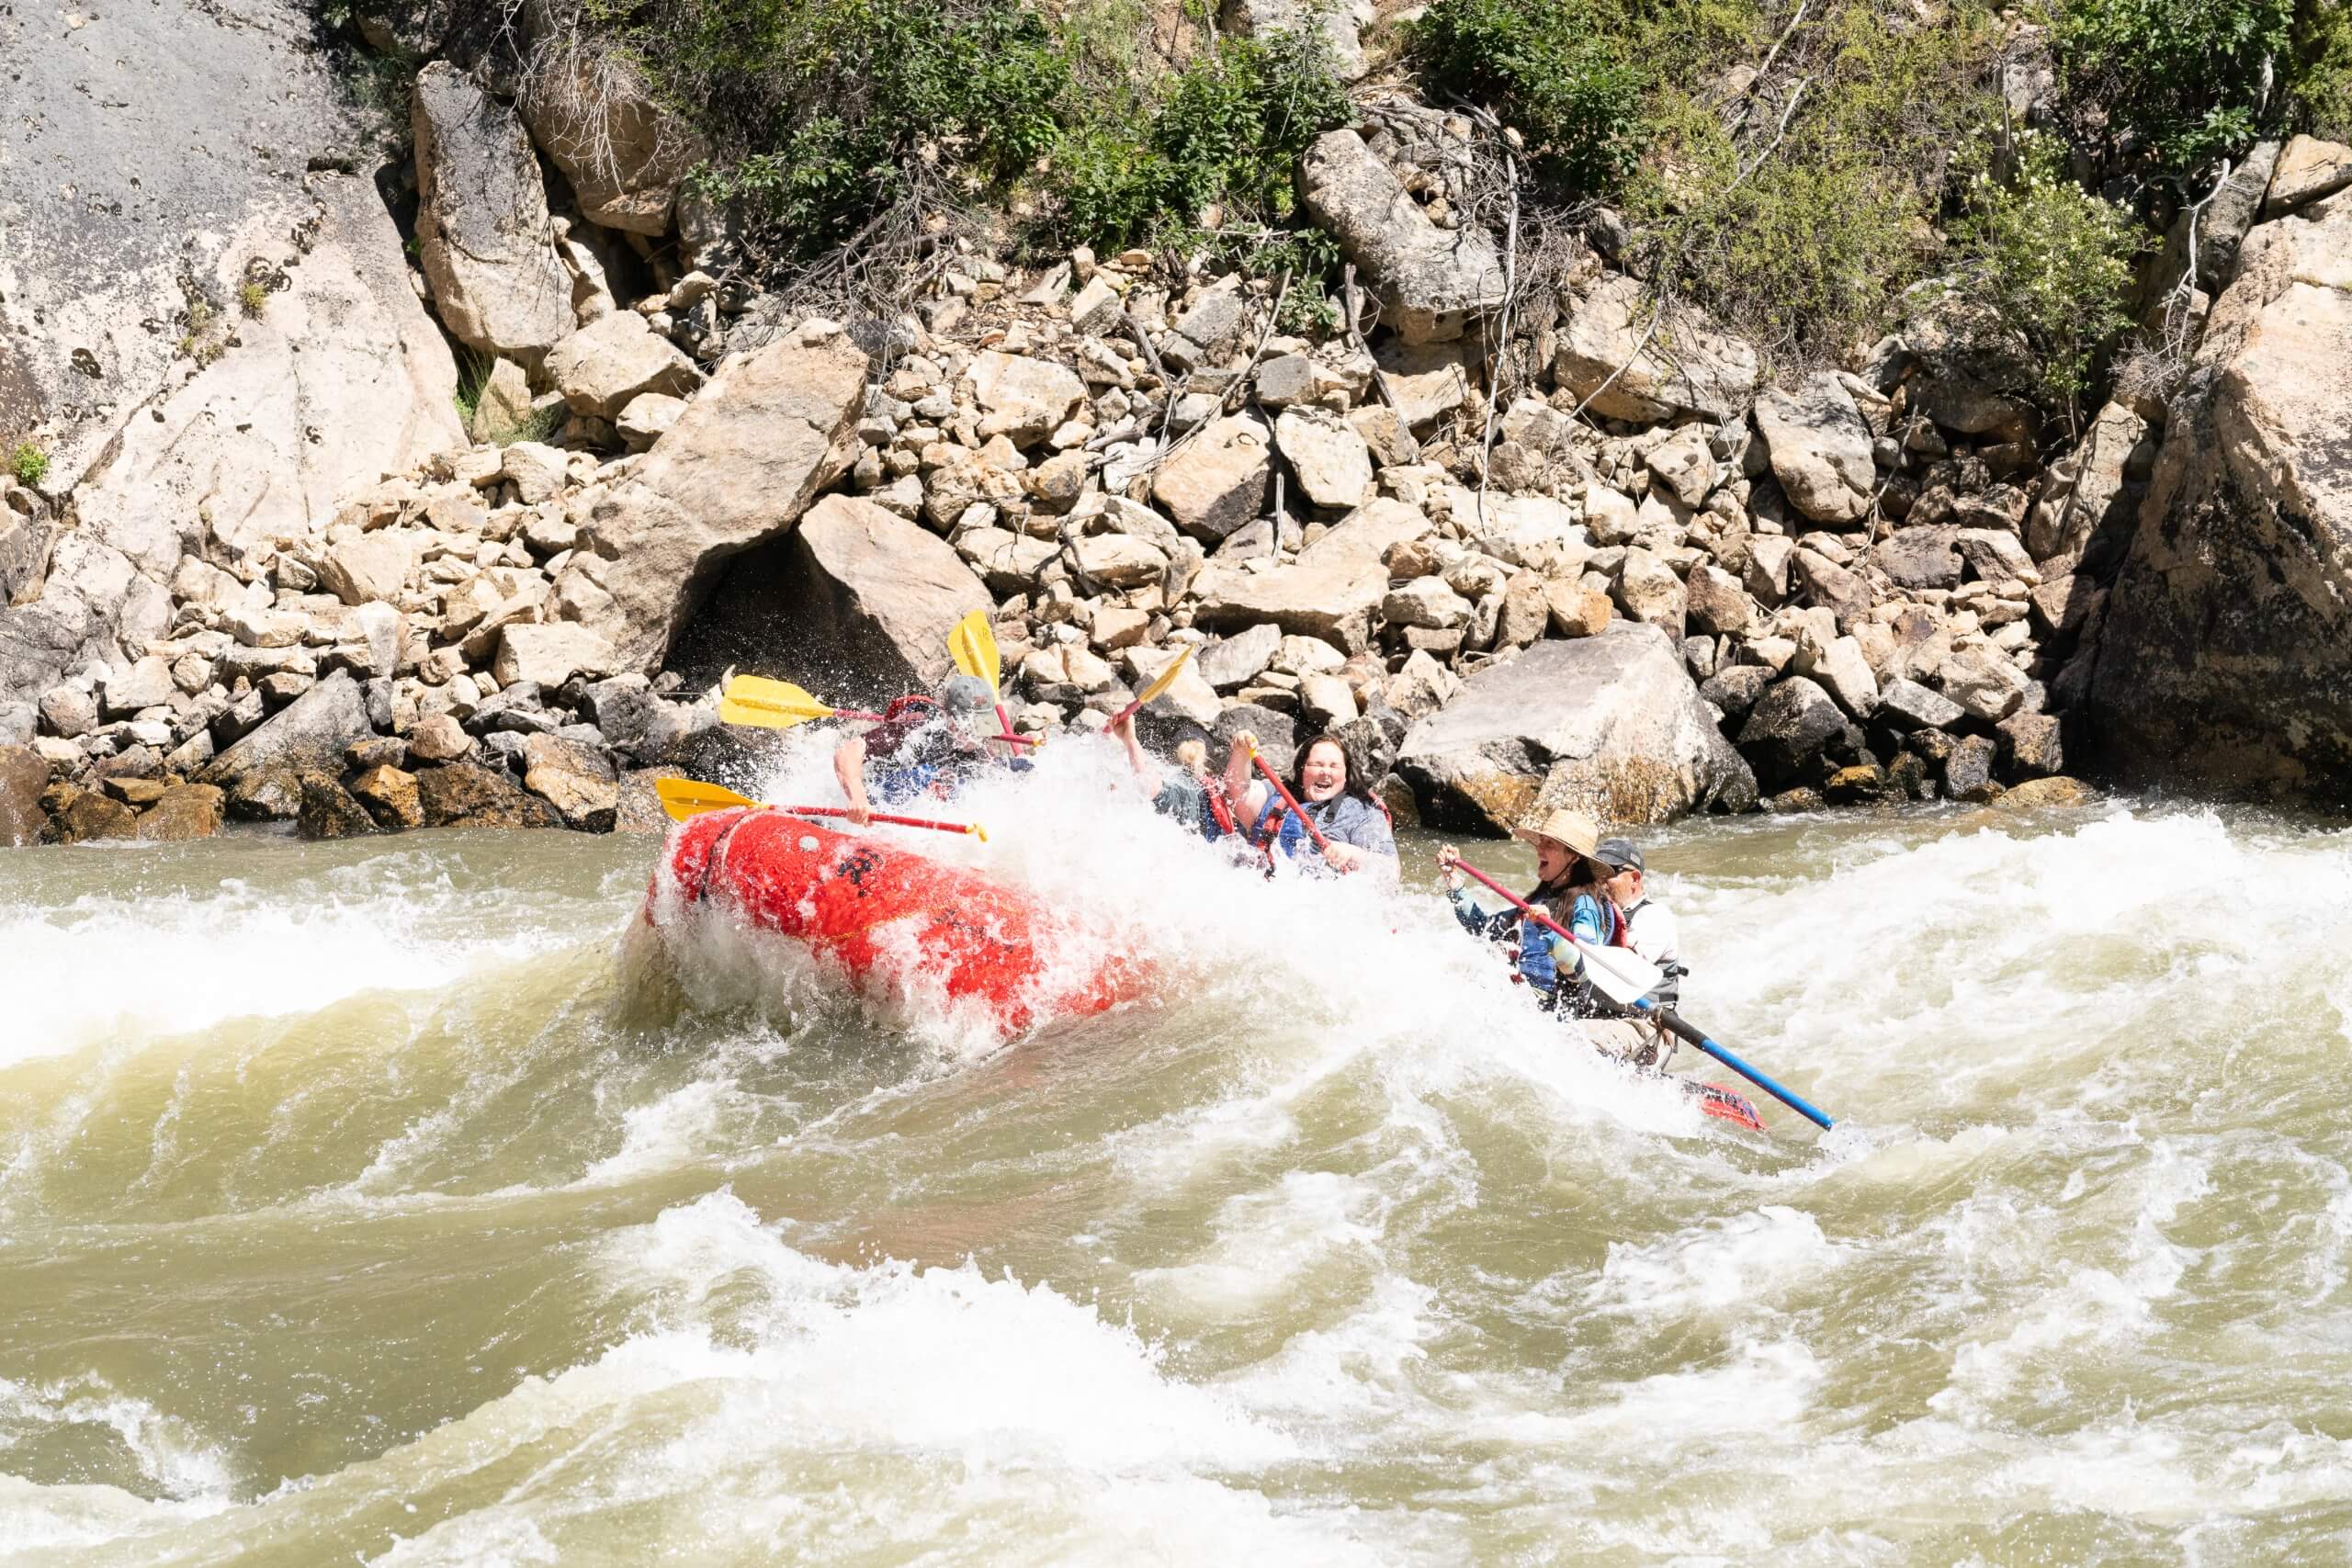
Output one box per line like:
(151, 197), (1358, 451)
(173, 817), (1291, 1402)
(5, 737), (2351, 1566)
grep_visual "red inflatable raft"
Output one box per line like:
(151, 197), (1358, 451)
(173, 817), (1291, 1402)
(648, 807), (1140, 1035)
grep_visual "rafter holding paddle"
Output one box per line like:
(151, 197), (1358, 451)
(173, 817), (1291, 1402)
(948, 609), (1037, 750)
(719, 671), (1036, 746)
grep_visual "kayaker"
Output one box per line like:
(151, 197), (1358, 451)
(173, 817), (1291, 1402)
(833, 674), (1016, 825)
(1220, 730), (1396, 875)
(1437, 808), (1620, 1012)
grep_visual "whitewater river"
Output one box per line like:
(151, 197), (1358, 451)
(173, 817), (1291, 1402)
(6, 739), (2351, 1565)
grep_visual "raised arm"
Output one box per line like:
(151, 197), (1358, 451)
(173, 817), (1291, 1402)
(831, 734), (872, 826)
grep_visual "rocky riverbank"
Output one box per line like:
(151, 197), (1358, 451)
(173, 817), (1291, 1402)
(5, 0), (2346, 850)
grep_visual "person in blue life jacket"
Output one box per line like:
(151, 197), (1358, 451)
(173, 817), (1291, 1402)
(1436, 807), (1621, 1014)
(1218, 728), (1396, 876)
(831, 673), (1028, 825)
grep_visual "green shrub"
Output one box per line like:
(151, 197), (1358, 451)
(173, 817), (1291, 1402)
(1054, 29), (1350, 249)
(239, 280), (268, 317)
(9, 440), (49, 488)
(1949, 129), (2143, 416)
(1409, 0), (1648, 195)
(2052, 0), (2294, 172)
(1628, 0), (1998, 367)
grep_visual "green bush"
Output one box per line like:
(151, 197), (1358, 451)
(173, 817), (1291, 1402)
(1409, 0), (1649, 195)
(2052, 0), (2294, 172)
(1949, 130), (2143, 416)
(9, 440), (49, 488)
(1628, 0), (1998, 367)
(1054, 28), (1350, 250)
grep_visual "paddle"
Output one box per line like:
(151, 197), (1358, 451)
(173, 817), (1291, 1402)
(652, 778), (988, 841)
(948, 609), (1027, 750)
(1106, 646), (1196, 731)
(1448, 857), (1835, 1131)
(720, 673), (1036, 747)
(718, 674), (883, 731)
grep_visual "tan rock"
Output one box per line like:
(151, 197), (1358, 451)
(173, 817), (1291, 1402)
(521, 734), (617, 830)
(775, 495), (993, 693)
(1069, 533), (1170, 589)
(2263, 134), (2352, 218)
(616, 392), (686, 452)
(1754, 372), (1874, 524)
(1274, 408), (1374, 510)
(1555, 276), (1759, 423)
(348, 764), (424, 829)
(519, 49), (706, 235)
(545, 310), (702, 418)
(1152, 416), (1272, 542)
(969, 352), (1088, 445)
(1300, 130), (1503, 344)
(493, 622), (619, 688)
(1546, 581), (1613, 638)
(1613, 547), (1687, 637)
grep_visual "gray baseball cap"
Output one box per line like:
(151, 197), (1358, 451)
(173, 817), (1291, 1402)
(940, 674), (995, 716)
(1592, 836), (1644, 872)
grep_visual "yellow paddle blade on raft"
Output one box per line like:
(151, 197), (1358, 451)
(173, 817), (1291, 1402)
(947, 609), (1001, 694)
(654, 777), (763, 822)
(718, 674), (834, 730)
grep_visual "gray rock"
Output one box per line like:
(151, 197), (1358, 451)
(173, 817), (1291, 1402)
(1555, 275), (1759, 423)
(202, 671), (375, 784)
(39, 686), (98, 739)
(1874, 526), (1964, 590)
(1753, 372), (1874, 523)
(1152, 415), (1273, 542)
(1163, 289), (1246, 370)
(1221, 0), (1369, 78)
(1213, 705), (1301, 777)
(101, 657), (177, 718)
(1300, 130), (1504, 345)
(1999, 710), (2064, 777)
(1700, 663), (1774, 718)
(769, 495), (993, 697)
(416, 761), (563, 829)
(412, 62), (573, 364)
(1736, 676), (1851, 791)
(1877, 676), (1965, 731)
(1944, 733), (2001, 801)
(297, 772), (379, 840)
(545, 311), (704, 419)
(1191, 498), (1431, 653)
(520, 733), (618, 830)
(1938, 649), (2028, 722)
(1197, 623), (1282, 693)
(1396, 621), (1748, 831)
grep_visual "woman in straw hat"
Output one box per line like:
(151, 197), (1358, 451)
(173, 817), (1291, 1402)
(1436, 807), (1622, 1014)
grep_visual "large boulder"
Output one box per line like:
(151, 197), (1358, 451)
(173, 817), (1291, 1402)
(1191, 498), (1431, 653)
(1396, 621), (1751, 831)
(416, 762), (563, 829)
(1300, 130), (1504, 344)
(1555, 275), (1760, 423)
(518, 41), (707, 235)
(544, 310), (703, 419)
(770, 495), (993, 697)
(557, 325), (868, 672)
(1736, 675), (1854, 791)
(201, 671), (375, 784)
(412, 61), (574, 364)
(1753, 372), (1875, 523)
(2087, 193), (2352, 805)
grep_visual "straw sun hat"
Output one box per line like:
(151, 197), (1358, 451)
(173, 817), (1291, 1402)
(1510, 807), (1602, 860)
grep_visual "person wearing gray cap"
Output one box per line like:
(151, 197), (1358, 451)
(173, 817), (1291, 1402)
(831, 674), (1023, 826)
(1585, 836), (1688, 1064)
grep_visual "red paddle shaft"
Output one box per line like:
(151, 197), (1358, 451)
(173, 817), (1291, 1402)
(780, 805), (979, 838)
(1451, 858), (1574, 945)
(1249, 747), (1331, 852)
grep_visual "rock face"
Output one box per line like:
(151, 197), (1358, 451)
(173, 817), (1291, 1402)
(1396, 622), (1750, 831)
(412, 61), (574, 364)
(1555, 276), (1760, 422)
(0, 175), (462, 703)
(1152, 416), (1273, 541)
(1221, 0), (1370, 79)
(518, 43), (707, 235)
(2087, 193), (2352, 805)
(774, 495), (994, 696)
(560, 327), (868, 671)
(1300, 130), (1504, 344)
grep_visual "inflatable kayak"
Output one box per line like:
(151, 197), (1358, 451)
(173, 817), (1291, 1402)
(647, 807), (1140, 1035)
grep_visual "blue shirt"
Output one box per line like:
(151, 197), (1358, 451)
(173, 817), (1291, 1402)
(1451, 884), (1611, 994)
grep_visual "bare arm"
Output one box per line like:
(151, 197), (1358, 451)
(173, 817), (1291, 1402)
(1114, 712), (1156, 785)
(832, 735), (871, 826)
(1222, 734), (1258, 823)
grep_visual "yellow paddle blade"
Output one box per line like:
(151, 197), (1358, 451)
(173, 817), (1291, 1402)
(719, 674), (834, 729)
(654, 777), (761, 822)
(1134, 644), (1194, 706)
(948, 610), (1001, 694)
